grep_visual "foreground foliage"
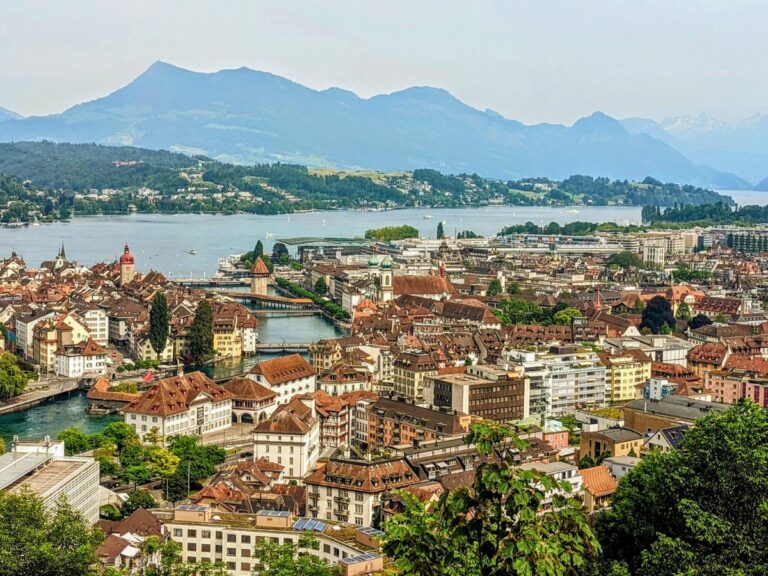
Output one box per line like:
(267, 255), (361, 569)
(597, 401), (768, 575)
(383, 421), (599, 575)
(0, 490), (103, 576)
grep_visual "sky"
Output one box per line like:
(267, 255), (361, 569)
(0, 0), (766, 124)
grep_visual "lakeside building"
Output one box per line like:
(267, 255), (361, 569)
(248, 354), (317, 405)
(123, 371), (233, 442)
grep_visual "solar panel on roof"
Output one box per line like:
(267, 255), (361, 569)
(313, 521), (326, 532)
(304, 519), (317, 531)
(293, 519), (308, 531)
(342, 553), (380, 564)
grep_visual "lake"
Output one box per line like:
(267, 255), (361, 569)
(0, 205), (644, 276)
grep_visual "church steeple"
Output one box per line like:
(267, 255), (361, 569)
(58, 243), (66, 260)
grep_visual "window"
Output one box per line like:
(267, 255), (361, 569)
(241, 535), (251, 544)
(201, 544), (210, 553)
(241, 563), (251, 571)
(187, 543), (196, 551)
(215, 531), (223, 539)
(241, 549), (251, 557)
(202, 530), (211, 539)
(227, 534), (237, 543)
(173, 528), (182, 538)
(215, 545), (222, 554)
(187, 529), (197, 538)
(227, 548), (236, 556)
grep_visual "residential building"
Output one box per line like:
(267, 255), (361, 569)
(579, 465), (618, 513)
(645, 425), (690, 452)
(55, 338), (108, 378)
(603, 455), (641, 480)
(603, 335), (694, 367)
(124, 371), (233, 442)
(253, 396), (321, 479)
(318, 364), (370, 397)
(424, 365), (529, 422)
(393, 352), (438, 402)
(304, 454), (419, 526)
(154, 506), (381, 575)
(518, 461), (582, 508)
(579, 428), (643, 461)
(598, 349), (652, 404)
(366, 396), (471, 449)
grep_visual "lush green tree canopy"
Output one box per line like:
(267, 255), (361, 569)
(640, 296), (675, 334)
(364, 225), (419, 242)
(383, 421), (599, 576)
(149, 291), (170, 358)
(597, 401), (768, 576)
(189, 301), (214, 363)
(0, 490), (103, 576)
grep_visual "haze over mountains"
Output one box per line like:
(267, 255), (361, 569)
(0, 62), (763, 189)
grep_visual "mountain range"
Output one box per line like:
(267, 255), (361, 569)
(0, 62), (761, 189)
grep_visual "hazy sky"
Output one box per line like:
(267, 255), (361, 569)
(1, 0), (766, 124)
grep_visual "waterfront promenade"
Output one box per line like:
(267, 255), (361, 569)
(0, 378), (80, 416)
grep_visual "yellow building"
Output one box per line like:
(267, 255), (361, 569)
(598, 350), (652, 405)
(393, 352), (438, 402)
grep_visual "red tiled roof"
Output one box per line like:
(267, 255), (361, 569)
(223, 377), (277, 402)
(579, 465), (618, 498)
(250, 257), (270, 275)
(248, 354), (315, 386)
(125, 371), (234, 416)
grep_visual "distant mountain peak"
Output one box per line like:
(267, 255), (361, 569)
(0, 106), (21, 121)
(571, 111), (627, 135)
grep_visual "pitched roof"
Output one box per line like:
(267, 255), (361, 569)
(124, 371), (234, 416)
(579, 465), (618, 498)
(87, 376), (140, 403)
(393, 275), (456, 296)
(250, 257), (270, 275)
(248, 354), (315, 386)
(223, 377), (277, 402)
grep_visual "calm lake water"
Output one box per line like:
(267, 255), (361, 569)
(0, 206), (644, 276)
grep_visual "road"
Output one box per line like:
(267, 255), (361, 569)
(0, 378), (80, 415)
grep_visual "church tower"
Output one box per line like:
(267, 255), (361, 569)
(120, 243), (136, 286)
(380, 258), (393, 302)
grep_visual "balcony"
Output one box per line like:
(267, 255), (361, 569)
(334, 495), (349, 503)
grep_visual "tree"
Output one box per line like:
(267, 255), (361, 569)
(0, 490), (103, 576)
(122, 490), (158, 516)
(145, 445), (180, 479)
(93, 442), (119, 477)
(188, 300), (214, 363)
(714, 313), (728, 323)
(254, 240), (264, 258)
(149, 291), (169, 360)
(252, 533), (340, 576)
(606, 251), (644, 269)
(58, 427), (91, 455)
(486, 278), (502, 297)
(364, 225), (419, 242)
(688, 313), (713, 330)
(553, 307), (583, 325)
(166, 436), (226, 502)
(314, 277), (328, 295)
(104, 421), (139, 451)
(0, 352), (29, 400)
(597, 401), (768, 576)
(145, 426), (164, 446)
(506, 281), (521, 295)
(640, 296), (675, 334)
(272, 242), (290, 264)
(382, 421), (598, 576)
(436, 221), (445, 240)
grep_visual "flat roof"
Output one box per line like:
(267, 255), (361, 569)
(277, 237), (371, 247)
(10, 458), (94, 497)
(0, 452), (51, 490)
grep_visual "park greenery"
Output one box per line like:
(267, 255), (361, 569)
(364, 225), (419, 242)
(0, 490), (104, 576)
(0, 351), (31, 399)
(0, 142), (735, 224)
(382, 420), (599, 575)
(606, 251), (645, 269)
(276, 277), (350, 321)
(493, 298), (583, 327)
